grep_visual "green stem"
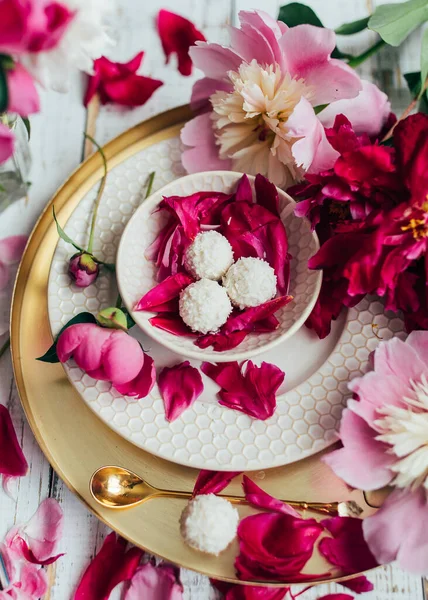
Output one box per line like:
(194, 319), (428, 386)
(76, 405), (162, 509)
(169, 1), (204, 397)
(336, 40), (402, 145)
(84, 133), (108, 254)
(0, 337), (10, 360)
(145, 171), (155, 199)
(347, 39), (386, 68)
(115, 293), (122, 309)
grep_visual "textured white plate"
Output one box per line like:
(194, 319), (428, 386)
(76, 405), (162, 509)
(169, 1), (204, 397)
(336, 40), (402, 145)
(48, 134), (406, 471)
(116, 171), (322, 362)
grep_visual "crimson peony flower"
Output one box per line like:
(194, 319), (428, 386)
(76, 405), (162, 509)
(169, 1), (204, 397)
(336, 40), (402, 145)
(157, 9), (205, 76)
(291, 114), (401, 226)
(302, 113), (428, 338)
(84, 52), (163, 107)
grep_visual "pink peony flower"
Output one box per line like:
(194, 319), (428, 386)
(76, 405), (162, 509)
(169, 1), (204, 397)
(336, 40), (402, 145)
(201, 360), (285, 420)
(157, 9), (205, 76)
(124, 560), (184, 600)
(0, 123), (14, 165)
(0, 404), (28, 494)
(84, 53), (164, 107)
(56, 323), (155, 399)
(193, 470), (241, 497)
(181, 11), (388, 187)
(68, 252), (99, 287)
(158, 361), (204, 421)
(324, 332), (428, 574)
(74, 532), (143, 599)
(6, 62), (40, 115)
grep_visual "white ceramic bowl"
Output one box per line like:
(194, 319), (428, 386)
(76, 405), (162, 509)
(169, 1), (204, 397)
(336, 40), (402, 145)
(116, 171), (321, 362)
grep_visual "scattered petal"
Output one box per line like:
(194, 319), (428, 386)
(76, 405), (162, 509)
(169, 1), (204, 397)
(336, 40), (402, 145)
(317, 595), (354, 600)
(339, 575), (373, 593)
(157, 9), (205, 76)
(0, 404), (28, 490)
(74, 532), (144, 600)
(158, 361), (203, 421)
(211, 579), (289, 599)
(242, 476), (300, 517)
(195, 330), (248, 351)
(201, 360), (285, 420)
(124, 561), (183, 600)
(223, 297), (293, 335)
(135, 273), (193, 312)
(22, 498), (63, 562)
(193, 470), (241, 497)
(149, 314), (195, 337)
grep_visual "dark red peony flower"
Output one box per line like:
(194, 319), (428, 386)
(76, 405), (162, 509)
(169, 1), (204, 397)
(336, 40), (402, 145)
(84, 53), (163, 107)
(157, 9), (205, 76)
(291, 114), (402, 227)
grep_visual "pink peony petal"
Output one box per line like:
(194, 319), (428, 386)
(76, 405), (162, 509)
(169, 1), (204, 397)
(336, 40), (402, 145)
(17, 561), (49, 598)
(23, 498), (63, 562)
(181, 113), (232, 174)
(190, 77), (231, 112)
(323, 409), (395, 491)
(149, 314), (195, 337)
(7, 63), (40, 115)
(0, 404), (28, 484)
(339, 575), (373, 593)
(135, 273), (193, 312)
(319, 517), (378, 574)
(201, 360), (285, 420)
(13, 535), (64, 565)
(195, 330), (248, 351)
(158, 361), (203, 421)
(193, 470), (241, 496)
(0, 123), (15, 164)
(124, 561), (183, 600)
(114, 354), (156, 400)
(235, 512), (325, 581)
(189, 42), (242, 80)
(363, 487), (428, 575)
(74, 532), (144, 600)
(319, 80), (391, 138)
(242, 476), (300, 517)
(238, 10), (285, 70)
(223, 297), (293, 334)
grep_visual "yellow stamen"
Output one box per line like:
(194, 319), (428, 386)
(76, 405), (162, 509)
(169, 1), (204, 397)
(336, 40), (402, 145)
(401, 218), (428, 240)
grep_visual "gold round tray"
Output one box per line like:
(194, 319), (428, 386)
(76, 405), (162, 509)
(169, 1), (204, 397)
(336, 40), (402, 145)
(11, 105), (371, 585)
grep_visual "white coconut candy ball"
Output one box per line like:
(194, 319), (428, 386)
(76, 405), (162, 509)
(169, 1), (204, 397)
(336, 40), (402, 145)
(179, 279), (232, 334)
(184, 231), (234, 280)
(180, 494), (239, 555)
(223, 257), (277, 309)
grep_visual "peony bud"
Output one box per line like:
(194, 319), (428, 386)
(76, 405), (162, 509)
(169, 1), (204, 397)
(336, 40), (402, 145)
(69, 252), (99, 287)
(97, 307), (128, 331)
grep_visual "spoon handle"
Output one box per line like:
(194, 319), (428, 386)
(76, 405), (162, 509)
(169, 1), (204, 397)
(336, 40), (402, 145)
(151, 488), (339, 516)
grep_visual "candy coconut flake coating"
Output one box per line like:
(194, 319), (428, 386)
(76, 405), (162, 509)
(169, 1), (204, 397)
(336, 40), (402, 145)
(179, 279), (232, 334)
(223, 257), (277, 309)
(180, 494), (239, 555)
(184, 231), (234, 280)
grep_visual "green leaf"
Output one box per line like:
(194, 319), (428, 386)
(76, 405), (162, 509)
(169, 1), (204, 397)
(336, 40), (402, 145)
(314, 104), (328, 114)
(278, 2), (323, 27)
(0, 64), (8, 113)
(53, 206), (85, 252)
(368, 0), (428, 46)
(121, 307), (136, 329)
(36, 312), (97, 362)
(335, 16), (370, 35)
(420, 89), (428, 114)
(421, 27), (428, 95)
(346, 39), (386, 68)
(21, 116), (30, 140)
(404, 71), (422, 96)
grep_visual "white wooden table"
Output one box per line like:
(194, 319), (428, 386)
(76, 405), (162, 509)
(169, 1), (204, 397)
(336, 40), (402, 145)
(0, 1), (426, 598)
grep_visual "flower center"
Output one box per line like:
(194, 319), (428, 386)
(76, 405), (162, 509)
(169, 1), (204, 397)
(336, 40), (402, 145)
(209, 60), (313, 187)
(401, 201), (428, 239)
(374, 375), (428, 491)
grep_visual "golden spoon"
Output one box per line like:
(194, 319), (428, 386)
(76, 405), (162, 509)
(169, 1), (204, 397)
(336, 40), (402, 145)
(90, 465), (362, 517)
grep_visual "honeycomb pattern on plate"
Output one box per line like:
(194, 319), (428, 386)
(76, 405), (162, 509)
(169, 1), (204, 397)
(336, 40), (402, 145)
(48, 135), (406, 471)
(116, 171), (321, 361)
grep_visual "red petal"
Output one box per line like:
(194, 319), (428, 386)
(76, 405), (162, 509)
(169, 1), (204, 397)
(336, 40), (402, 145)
(114, 354), (156, 399)
(0, 404), (28, 480)
(319, 517), (378, 574)
(242, 476), (300, 517)
(201, 361), (285, 420)
(195, 330), (248, 351)
(74, 532), (143, 600)
(235, 512), (326, 581)
(223, 296), (293, 334)
(340, 575), (374, 593)
(134, 273), (193, 311)
(149, 314), (195, 337)
(158, 361), (204, 421)
(14, 535), (64, 565)
(124, 561), (184, 600)
(254, 174), (280, 216)
(211, 579), (289, 599)
(235, 174), (253, 203)
(157, 9), (206, 76)
(317, 595), (354, 600)
(394, 113), (428, 204)
(102, 75), (163, 107)
(193, 470), (241, 496)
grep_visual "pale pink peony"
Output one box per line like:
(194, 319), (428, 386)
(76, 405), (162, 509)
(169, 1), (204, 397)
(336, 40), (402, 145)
(324, 332), (428, 575)
(56, 323), (155, 399)
(181, 10), (389, 187)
